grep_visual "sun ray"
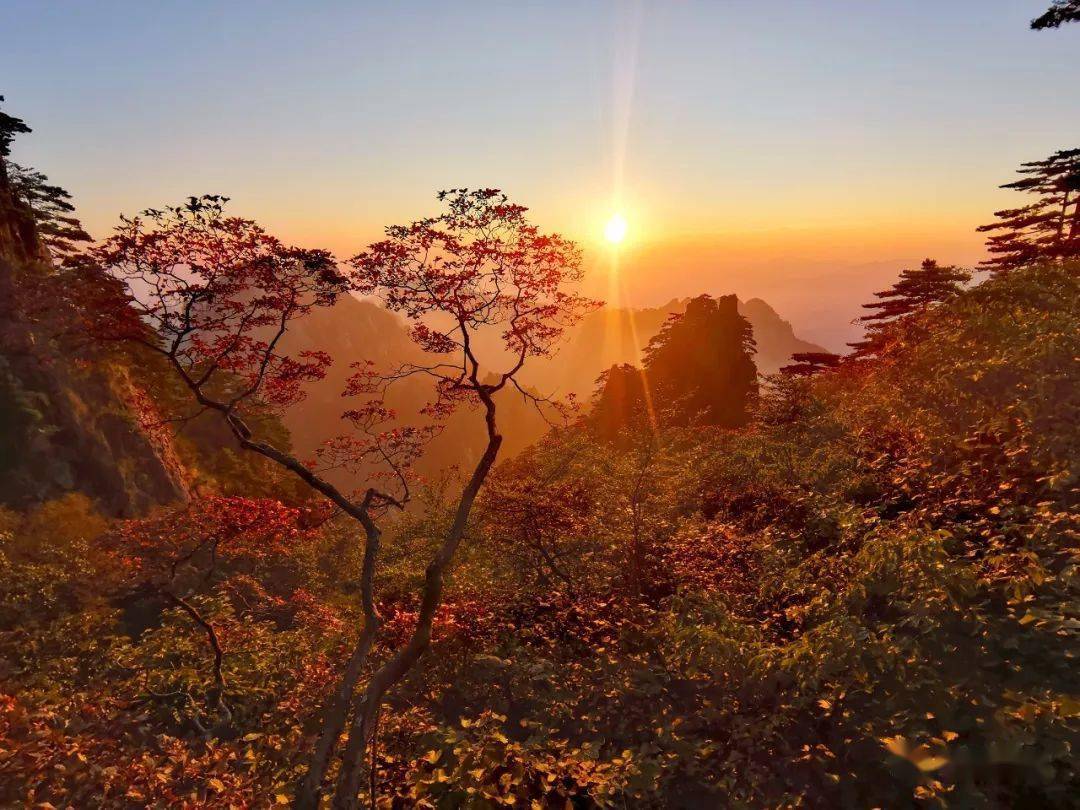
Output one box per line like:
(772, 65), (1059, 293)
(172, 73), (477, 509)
(605, 213), (628, 244)
(599, 0), (655, 432)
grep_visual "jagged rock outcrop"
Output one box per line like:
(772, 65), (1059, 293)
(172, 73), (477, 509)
(0, 143), (187, 515)
(738, 297), (827, 372)
(272, 287), (821, 486)
(522, 295), (829, 400)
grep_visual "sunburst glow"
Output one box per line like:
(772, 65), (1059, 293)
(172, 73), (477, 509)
(604, 213), (628, 244)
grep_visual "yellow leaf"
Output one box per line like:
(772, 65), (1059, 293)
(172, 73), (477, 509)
(208, 777), (226, 792)
(1058, 696), (1080, 717)
(882, 736), (908, 757)
(275, 794), (290, 805)
(916, 755), (949, 772)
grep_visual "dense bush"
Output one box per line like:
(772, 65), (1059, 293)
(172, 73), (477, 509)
(2, 262), (1077, 807)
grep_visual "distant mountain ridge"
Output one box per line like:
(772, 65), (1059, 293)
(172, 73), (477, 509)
(523, 295), (828, 399)
(276, 292), (826, 483)
(277, 295), (552, 485)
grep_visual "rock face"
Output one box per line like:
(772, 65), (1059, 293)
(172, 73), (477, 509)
(0, 151), (187, 515)
(739, 297), (828, 372)
(522, 295), (829, 400)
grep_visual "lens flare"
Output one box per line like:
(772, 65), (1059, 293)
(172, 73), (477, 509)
(604, 213), (628, 244)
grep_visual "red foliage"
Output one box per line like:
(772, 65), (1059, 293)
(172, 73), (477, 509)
(0, 691), (274, 807)
(347, 188), (598, 414)
(663, 523), (764, 607)
(75, 189), (597, 806)
(312, 401), (439, 500)
(109, 495), (319, 582)
(90, 195), (348, 412)
(382, 594), (515, 649)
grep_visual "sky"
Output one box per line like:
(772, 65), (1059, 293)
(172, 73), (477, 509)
(2, 1), (1077, 349)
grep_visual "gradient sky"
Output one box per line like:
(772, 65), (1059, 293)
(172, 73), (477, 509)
(3, 1), (1077, 348)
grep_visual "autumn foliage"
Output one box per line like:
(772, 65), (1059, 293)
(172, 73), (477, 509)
(1, 95), (1078, 809)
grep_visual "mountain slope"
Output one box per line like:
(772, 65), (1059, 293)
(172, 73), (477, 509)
(276, 295), (554, 485)
(0, 151), (187, 515)
(274, 293), (825, 483)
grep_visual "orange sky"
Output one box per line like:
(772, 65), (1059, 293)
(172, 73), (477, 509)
(268, 202), (990, 350)
(575, 219), (990, 350)
(4, 2), (1076, 350)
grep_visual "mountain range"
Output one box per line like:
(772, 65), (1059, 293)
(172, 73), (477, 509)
(277, 293), (826, 486)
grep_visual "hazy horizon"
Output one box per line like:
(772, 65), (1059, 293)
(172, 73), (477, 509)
(3, 0), (1077, 348)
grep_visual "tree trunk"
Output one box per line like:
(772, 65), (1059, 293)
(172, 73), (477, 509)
(293, 622), (379, 809)
(331, 394), (503, 808)
(295, 518), (384, 809)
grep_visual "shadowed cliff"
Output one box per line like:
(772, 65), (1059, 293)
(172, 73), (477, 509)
(0, 111), (187, 514)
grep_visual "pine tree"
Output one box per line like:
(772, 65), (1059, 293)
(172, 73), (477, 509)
(780, 352), (842, 377)
(9, 164), (91, 261)
(848, 259), (969, 358)
(977, 149), (1080, 272)
(1, 97), (50, 264)
(642, 294), (757, 427)
(0, 96), (31, 159)
(1031, 0), (1080, 29)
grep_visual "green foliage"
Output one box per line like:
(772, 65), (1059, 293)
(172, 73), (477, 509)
(0, 494), (110, 630)
(847, 258), (969, 357)
(591, 293), (758, 439)
(440, 261), (1080, 807)
(126, 343), (313, 502)
(400, 710), (635, 808)
(0, 355), (49, 487)
(0, 494), (350, 807)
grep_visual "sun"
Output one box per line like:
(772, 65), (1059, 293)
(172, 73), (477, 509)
(604, 212), (628, 244)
